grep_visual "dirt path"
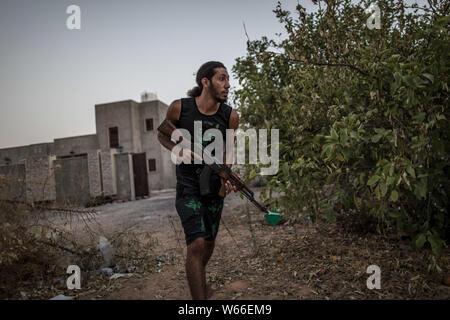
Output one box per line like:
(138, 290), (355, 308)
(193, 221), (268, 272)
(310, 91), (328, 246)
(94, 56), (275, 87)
(73, 189), (450, 300)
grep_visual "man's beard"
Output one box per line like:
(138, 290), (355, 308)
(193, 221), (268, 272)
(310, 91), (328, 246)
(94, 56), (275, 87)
(209, 85), (227, 103)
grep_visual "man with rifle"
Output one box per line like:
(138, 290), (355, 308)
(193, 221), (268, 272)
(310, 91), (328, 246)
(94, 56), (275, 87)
(157, 61), (239, 300)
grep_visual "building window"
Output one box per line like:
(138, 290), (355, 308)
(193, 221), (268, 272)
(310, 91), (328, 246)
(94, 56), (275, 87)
(109, 127), (119, 148)
(146, 118), (154, 131)
(148, 159), (156, 171)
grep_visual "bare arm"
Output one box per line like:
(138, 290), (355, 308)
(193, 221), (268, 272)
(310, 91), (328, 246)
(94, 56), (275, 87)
(157, 99), (181, 151)
(158, 100), (202, 163)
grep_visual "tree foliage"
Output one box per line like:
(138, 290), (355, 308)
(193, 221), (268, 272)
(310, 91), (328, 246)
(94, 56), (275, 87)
(232, 0), (449, 266)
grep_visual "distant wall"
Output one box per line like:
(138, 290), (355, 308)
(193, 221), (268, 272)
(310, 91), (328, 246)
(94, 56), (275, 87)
(54, 155), (90, 206)
(95, 100), (135, 152)
(0, 164), (26, 201)
(100, 149), (118, 196)
(24, 155), (56, 203)
(115, 153), (134, 201)
(54, 134), (99, 157)
(0, 143), (54, 166)
(87, 150), (102, 197)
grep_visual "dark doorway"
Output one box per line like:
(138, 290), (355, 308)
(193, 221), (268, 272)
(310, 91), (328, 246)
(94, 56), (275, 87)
(132, 153), (149, 197)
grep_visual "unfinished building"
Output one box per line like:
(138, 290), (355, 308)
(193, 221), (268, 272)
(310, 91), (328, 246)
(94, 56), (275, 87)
(0, 97), (176, 206)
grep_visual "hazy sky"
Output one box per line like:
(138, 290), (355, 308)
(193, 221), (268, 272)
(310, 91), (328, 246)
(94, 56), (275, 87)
(0, 0), (426, 149)
(0, 0), (307, 149)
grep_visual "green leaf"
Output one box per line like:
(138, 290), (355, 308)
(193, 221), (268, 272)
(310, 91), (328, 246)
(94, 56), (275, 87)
(427, 235), (443, 257)
(326, 171), (338, 185)
(375, 185), (381, 199)
(412, 112), (426, 123)
(386, 176), (395, 186)
(282, 163), (290, 177)
(331, 128), (338, 141)
(367, 175), (381, 186)
(415, 233), (426, 249)
(371, 134), (383, 143)
(422, 73), (434, 84)
(353, 192), (359, 209)
(406, 166), (416, 179)
(249, 169), (257, 180)
(359, 172), (366, 185)
(380, 182), (388, 197)
(389, 190), (399, 202)
(414, 178), (427, 199)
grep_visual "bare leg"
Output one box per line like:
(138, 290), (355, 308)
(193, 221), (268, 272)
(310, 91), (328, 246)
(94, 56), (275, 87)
(203, 240), (215, 267)
(203, 240), (216, 299)
(186, 237), (207, 300)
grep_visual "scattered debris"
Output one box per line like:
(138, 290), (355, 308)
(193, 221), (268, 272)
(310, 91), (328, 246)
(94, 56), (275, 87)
(101, 268), (114, 277)
(97, 236), (115, 267)
(113, 264), (127, 274)
(156, 254), (172, 267)
(110, 273), (134, 280)
(126, 263), (137, 273)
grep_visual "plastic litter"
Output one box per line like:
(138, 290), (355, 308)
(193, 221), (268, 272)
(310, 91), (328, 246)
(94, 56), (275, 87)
(101, 267), (114, 277)
(264, 210), (282, 226)
(97, 236), (115, 267)
(109, 273), (133, 280)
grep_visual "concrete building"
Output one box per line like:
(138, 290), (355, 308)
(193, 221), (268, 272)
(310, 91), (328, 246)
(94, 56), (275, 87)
(0, 98), (176, 206)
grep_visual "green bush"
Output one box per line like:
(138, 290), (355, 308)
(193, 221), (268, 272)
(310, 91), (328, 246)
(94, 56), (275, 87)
(232, 0), (449, 264)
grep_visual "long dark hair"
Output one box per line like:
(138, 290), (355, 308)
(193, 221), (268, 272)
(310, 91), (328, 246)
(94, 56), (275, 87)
(187, 61), (226, 97)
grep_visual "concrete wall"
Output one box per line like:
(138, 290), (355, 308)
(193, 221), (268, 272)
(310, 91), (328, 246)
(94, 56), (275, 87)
(100, 149), (118, 196)
(157, 102), (176, 189)
(130, 101), (143, 154)
(54, 155), (90, 206)
(24, 155), (56, 203)
(139, 100), (176, 190)
(139, 100), (163, 190)
(95, 100), (135, 152)
(0, 98), (176, 205)
(53, 134), (99, 157)
(87, 150), (102, 197)
(114, 153), (134, 201)
(0, 164), (26, 201)
(0, 143), (54, 166)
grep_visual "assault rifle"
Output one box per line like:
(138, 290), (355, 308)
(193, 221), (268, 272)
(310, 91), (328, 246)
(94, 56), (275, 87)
(157, 119), (270, 214)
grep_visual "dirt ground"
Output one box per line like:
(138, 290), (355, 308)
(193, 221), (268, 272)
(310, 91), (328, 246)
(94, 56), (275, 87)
(8, 188), (450, 300)
(68, 189), (449, 300)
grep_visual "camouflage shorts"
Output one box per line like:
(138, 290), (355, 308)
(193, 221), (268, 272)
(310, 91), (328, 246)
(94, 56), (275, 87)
(175, 183), (224, 246)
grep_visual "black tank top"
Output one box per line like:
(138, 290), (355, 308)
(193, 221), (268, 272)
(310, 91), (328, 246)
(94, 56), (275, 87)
(175, 97), (233, 192)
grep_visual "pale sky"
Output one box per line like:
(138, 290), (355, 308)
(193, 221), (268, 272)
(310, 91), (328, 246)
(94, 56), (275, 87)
(0, 0), (426, 149)
(0, 0), (304, 149)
